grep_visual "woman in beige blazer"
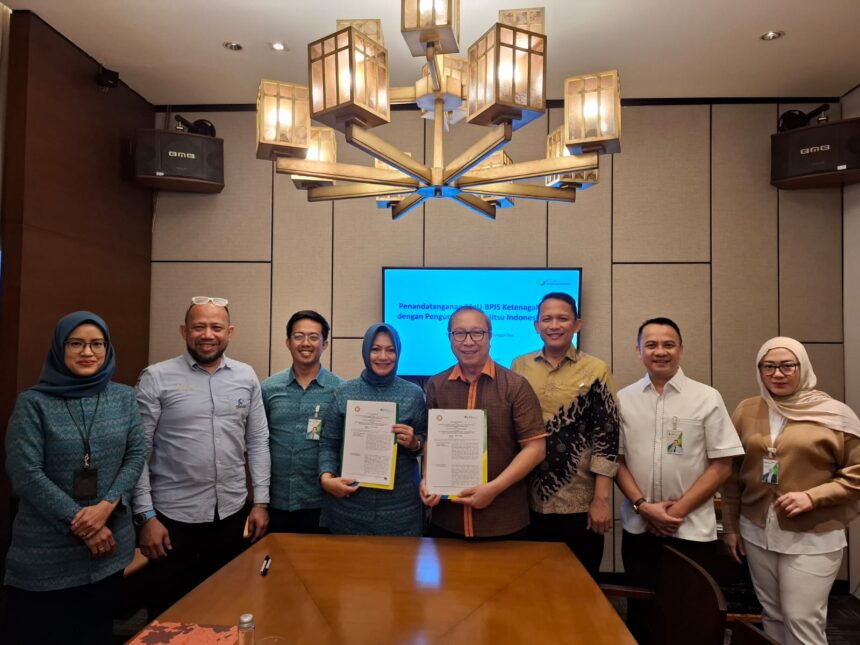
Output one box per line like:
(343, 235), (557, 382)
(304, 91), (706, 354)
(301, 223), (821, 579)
(722, 337), (860, 645)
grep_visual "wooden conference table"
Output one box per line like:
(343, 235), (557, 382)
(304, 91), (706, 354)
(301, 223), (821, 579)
(155, 533), (634, 644)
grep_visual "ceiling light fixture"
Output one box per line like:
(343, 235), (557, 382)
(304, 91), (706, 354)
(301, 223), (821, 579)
(271, 41), (288, 52)
(257, 4), (621, 220)
(223, 41), (243, 51)
(760, 30), (785, 41)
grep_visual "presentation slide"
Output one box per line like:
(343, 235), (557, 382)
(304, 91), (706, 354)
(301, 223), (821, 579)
(383, 267), (582, 377)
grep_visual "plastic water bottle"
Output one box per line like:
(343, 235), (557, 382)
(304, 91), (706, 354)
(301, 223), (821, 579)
(238, 613), (255, 645)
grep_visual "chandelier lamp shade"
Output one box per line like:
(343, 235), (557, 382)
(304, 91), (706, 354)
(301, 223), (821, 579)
(563, 69), (621, 155)
(255, 80), (311, 160)
(263, 5), (621, 219)
(288, 127), (338, 189)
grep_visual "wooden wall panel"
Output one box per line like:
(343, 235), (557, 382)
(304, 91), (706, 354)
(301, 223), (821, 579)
(0, 12), (154, 569)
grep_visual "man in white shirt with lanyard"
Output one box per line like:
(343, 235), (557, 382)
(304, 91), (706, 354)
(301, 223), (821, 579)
(615, 317), (743, 644)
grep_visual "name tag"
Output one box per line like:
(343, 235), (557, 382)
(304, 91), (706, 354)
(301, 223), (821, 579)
(666, 428), (683, 455)
(762, 458), (779, 484)
(73, 467), (98, 501)
(307, 418), (322, 441)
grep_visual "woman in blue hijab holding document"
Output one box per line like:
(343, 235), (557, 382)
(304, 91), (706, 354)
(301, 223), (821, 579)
(319, 323), (427, 536)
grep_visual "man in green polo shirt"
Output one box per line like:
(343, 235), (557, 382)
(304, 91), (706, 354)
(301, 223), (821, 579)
(511, 292), (620, 579)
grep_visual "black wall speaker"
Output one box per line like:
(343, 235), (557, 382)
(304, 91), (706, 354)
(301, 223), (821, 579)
(771, 117), (860, 189)
(134, 129), (225, 193)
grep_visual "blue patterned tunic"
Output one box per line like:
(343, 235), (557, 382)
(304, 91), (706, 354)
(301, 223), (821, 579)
(4, 382), (145, 591)
(318, 377), (427, 536)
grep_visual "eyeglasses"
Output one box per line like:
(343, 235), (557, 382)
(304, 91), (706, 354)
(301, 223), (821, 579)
(191, 296), (229, 307)
(758, 362), (799, 376)
(65, 340), (108, 354)
(290, 332), (323, 343)
(449, 329), (488, 343)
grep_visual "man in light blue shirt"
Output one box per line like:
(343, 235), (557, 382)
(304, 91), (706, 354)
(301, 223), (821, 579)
(262, 310), (343, 533)
(132, 297), (270, 616)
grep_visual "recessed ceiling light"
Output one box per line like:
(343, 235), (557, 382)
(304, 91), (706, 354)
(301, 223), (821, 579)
(271, 41), (289, 52)
(760, 30), (785, 41)
(223, 41), (243, 51)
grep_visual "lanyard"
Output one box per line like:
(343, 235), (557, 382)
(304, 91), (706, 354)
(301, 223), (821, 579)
(64, 394), (101, 468)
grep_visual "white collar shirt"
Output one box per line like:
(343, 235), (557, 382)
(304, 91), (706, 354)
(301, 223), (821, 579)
(618, 367), (743, 541)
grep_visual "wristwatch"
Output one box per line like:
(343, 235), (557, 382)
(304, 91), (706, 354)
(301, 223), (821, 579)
(632, 497), (647, 514)
(133, 509), (156, 526)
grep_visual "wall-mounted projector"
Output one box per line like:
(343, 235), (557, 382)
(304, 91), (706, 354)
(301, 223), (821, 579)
(134, 116), (224, 193)
(771, 115), (860, 189)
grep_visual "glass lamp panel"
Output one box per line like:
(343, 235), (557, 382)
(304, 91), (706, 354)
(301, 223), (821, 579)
(499, 8), (545, 35)
(289, 126), (337, 189)
(336, 19), (384, 45)
(401, 0), (460, 56)
(467, 23), (545, 128)
(546, 124), (599, 188)
(309, 27), (390, 132)
(564, 70), (621, 155)
(256, 80), (311, 160)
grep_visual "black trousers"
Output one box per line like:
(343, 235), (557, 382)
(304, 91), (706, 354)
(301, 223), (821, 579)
(144, 508), (248, 618)
(528, 510), (605, 581)
(621, 530), (717, 645)
(3, 570), (123, 645)
(268, 507), (328, 534)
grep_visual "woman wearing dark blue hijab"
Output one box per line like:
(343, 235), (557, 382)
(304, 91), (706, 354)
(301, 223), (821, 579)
(3, 311), (145, 644)
(318, 323), (427, 535)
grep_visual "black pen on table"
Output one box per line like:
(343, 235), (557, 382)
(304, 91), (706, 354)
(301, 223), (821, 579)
(260, 554), (271, 576)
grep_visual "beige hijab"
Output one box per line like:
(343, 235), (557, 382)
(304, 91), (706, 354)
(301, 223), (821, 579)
(756, 336), (860, 438)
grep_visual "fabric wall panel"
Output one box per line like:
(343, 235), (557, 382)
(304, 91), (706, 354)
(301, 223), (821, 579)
(612, 264), (712, 390)
(613, 105), (710, 263)
(711, 104), (779, 411)
(271, 172), (334, 375)
(149, 262), (271, 379)
(547, 108), (614, 364)
(152, 112), (272, 262)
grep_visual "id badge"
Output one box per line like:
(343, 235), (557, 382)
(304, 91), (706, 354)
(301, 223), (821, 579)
(666, 428), (684, 455)
(306, 418), (322, 441)
(73, 467), (98, 500)
(762, 458), (779, 484)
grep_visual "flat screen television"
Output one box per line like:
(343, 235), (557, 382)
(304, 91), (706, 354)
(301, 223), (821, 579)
(383, 267), (582, 378)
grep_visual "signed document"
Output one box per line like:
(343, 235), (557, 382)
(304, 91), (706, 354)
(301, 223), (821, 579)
(342, 400), (398, 490)
(425, 408), (488, 498)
